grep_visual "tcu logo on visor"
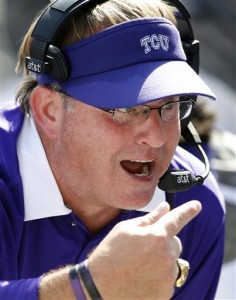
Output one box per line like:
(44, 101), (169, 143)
(140, 34), (169, 54)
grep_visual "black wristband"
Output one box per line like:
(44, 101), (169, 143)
(78, 259), (102, 300)
(69, 265), (86, 300)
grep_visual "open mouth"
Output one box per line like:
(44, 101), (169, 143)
(120, 160), (155, 177)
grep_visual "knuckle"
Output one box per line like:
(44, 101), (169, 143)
(174, 235), (183, 254)
(173, 211), (184, 226)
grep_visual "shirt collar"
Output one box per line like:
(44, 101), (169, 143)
(17, 116), (71, 222)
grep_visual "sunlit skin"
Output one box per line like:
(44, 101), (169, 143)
(31, 87), (181, 233)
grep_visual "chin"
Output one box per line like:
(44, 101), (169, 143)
(119, 193), (154, 211)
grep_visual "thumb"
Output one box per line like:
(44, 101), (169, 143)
(135, 201), (170, 227)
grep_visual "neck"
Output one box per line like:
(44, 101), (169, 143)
(68, 203), (122, 235)
(40, 137), (122, 235)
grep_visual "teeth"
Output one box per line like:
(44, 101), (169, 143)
(130, 160), (153, 163)
(121, 159), (155, 177)
(135, 164), (149, 177)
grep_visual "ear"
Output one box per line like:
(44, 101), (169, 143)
(30, 86), (63, 140)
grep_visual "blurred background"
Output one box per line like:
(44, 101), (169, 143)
(0, 0), (235, 298)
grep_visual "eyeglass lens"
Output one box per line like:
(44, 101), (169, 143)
(113, 100), (193, 124)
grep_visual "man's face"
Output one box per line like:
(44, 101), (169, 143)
(52, 98), (180, 211)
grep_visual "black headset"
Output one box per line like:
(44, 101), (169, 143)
(26, 0), (210, 196)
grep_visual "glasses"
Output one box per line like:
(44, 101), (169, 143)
(100, 98), (195, 125)
(56, 88), (195, 125)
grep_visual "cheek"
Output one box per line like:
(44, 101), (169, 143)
(164, 121), (181, 156)
(171, 121), (181, 145)
(60, 111), (123, 173)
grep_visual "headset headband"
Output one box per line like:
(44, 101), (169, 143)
(168, 0), (199, 74)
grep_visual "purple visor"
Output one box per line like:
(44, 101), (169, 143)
(37, 17), (216, 108)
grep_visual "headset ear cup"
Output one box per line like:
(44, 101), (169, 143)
(47, 45), (69, 81)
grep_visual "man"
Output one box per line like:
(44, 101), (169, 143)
(0, 0), (225, 299)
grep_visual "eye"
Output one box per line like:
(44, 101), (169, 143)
(163, 102), (175, 110)
(117, 108), (134, 113)
(142, 107), (150, 117)
(117, 107), (139, 116)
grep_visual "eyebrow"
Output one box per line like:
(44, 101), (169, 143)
(143, 96), (180, 108)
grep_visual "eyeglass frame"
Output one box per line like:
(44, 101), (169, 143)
(55, 87), (195, 125)
(99, 97), (195, 125)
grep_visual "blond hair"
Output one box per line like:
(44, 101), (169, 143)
(16, 0), (176, 113)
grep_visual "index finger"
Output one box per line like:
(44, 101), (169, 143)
(156, 200), (202, 236)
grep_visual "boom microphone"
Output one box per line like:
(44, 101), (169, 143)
(158, 122), (210, 193)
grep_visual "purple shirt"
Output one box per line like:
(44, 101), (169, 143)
(0, 106), (225, 299)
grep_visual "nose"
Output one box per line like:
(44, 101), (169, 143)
(135, 109), (166, 148)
